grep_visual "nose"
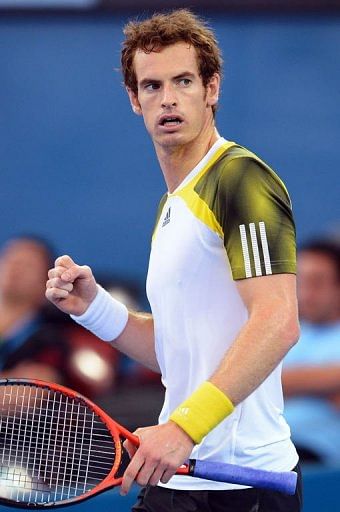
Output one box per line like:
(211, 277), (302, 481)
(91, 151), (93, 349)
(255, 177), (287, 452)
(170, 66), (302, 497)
(161, 83), (177, 109)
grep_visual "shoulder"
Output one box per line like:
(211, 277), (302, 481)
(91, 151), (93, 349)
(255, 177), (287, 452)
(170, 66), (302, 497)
(217, 144), (291, 205)
(194, 142), (293, 226)
(196, 143), (290, 200)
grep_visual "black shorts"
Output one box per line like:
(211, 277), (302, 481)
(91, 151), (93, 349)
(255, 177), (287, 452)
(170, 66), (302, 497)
(132, 464), (302, 512)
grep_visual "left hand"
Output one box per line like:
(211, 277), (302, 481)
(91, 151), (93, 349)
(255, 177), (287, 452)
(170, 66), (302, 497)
(120, 421), (195, 495)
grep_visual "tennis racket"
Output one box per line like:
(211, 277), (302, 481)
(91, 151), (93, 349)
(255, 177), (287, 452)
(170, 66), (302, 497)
(0, 379), (297, 508)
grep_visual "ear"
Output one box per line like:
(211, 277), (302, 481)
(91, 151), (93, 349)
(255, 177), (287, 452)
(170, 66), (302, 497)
(126, 87), (142, 116)
(205, 73), (220, 108)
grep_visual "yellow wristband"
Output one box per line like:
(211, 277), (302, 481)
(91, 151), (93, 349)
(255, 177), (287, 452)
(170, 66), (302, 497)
(169, 381), (234, 444)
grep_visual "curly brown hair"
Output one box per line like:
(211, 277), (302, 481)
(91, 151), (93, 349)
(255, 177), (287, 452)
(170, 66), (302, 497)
(121, 9), (222, 112)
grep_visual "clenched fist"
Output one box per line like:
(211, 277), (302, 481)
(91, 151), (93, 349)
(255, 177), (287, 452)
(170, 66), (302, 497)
(45, 255), (97, 316)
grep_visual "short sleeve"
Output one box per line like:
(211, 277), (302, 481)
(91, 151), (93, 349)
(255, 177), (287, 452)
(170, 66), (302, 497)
(216, 156), (296, 280)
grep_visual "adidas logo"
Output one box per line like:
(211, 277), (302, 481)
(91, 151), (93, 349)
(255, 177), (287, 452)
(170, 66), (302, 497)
(162, 207), (171, 227)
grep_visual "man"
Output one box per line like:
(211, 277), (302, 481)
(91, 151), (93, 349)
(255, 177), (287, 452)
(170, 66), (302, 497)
(46, 9), (302, 511)
(0, 235), (65, 382)
(283, 240), (340, 464)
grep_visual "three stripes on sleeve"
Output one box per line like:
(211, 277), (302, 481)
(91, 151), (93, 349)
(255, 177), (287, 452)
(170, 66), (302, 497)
(239, 222), (272, 278)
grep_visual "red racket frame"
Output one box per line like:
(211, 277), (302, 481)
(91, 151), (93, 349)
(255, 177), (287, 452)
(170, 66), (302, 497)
(22, 379), (189, 503)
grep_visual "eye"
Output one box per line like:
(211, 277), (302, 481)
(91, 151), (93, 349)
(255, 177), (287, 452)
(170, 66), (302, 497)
(144, 82), (161, 91)
(178, 78), (192, 87)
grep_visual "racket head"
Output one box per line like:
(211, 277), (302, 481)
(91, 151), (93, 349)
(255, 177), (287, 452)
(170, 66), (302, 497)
(0, 378), (137, 508)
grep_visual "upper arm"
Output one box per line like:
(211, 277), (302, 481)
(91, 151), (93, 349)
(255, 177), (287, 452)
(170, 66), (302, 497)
(236, 273), (297, 314)
(214, 154), (299, 337)
(236, 273), (300, 344)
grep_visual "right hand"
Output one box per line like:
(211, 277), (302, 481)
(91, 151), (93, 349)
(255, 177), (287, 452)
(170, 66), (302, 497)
(45, 255), (97, 316)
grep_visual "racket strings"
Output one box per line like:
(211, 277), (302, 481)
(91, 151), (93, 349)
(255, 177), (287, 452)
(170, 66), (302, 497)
(0, 384), (117, 505)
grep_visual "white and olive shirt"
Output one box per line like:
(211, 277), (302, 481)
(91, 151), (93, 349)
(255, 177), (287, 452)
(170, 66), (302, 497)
(146, 137), (298, 491)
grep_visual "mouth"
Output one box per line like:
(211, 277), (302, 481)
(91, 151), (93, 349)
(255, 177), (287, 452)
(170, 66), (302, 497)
(159, 115), (184, 127)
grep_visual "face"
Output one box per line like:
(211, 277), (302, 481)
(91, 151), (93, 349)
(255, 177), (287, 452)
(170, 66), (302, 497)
(297, 251), (340, 324)
(0, 240), (50, 306)
(127, 42), (219, 150)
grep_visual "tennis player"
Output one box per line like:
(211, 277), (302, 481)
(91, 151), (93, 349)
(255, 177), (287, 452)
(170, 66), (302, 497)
(46, 9), (302, 511)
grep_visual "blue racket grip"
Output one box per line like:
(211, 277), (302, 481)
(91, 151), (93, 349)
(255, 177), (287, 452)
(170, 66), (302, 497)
(188, 459), (297, 495)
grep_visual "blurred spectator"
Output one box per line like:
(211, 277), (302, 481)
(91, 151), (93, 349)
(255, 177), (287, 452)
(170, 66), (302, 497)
(283, 239), (340, 464)
(0, 235), (68, 382)
(0, 235), (118, 399)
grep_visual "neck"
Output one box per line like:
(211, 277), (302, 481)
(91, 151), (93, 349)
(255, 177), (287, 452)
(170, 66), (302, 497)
(155, 124), (220, 193)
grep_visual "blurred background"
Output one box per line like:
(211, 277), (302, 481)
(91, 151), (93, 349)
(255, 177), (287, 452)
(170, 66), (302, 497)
(0, 0), (339, 510)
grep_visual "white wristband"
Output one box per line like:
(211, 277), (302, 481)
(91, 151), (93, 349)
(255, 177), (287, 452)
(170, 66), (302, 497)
(70, 284), (129, 341)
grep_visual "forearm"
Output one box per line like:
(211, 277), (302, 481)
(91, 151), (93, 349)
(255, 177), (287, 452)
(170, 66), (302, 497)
(169, 300), (300, 446)
(210, 305), (299, 406)
(113, 311), (160, 373)
(169, 277), (299, 450)
(283, 366), (340, 397)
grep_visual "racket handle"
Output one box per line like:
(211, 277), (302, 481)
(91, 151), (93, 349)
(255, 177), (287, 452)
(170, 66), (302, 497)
(188, 459), (297, 495)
